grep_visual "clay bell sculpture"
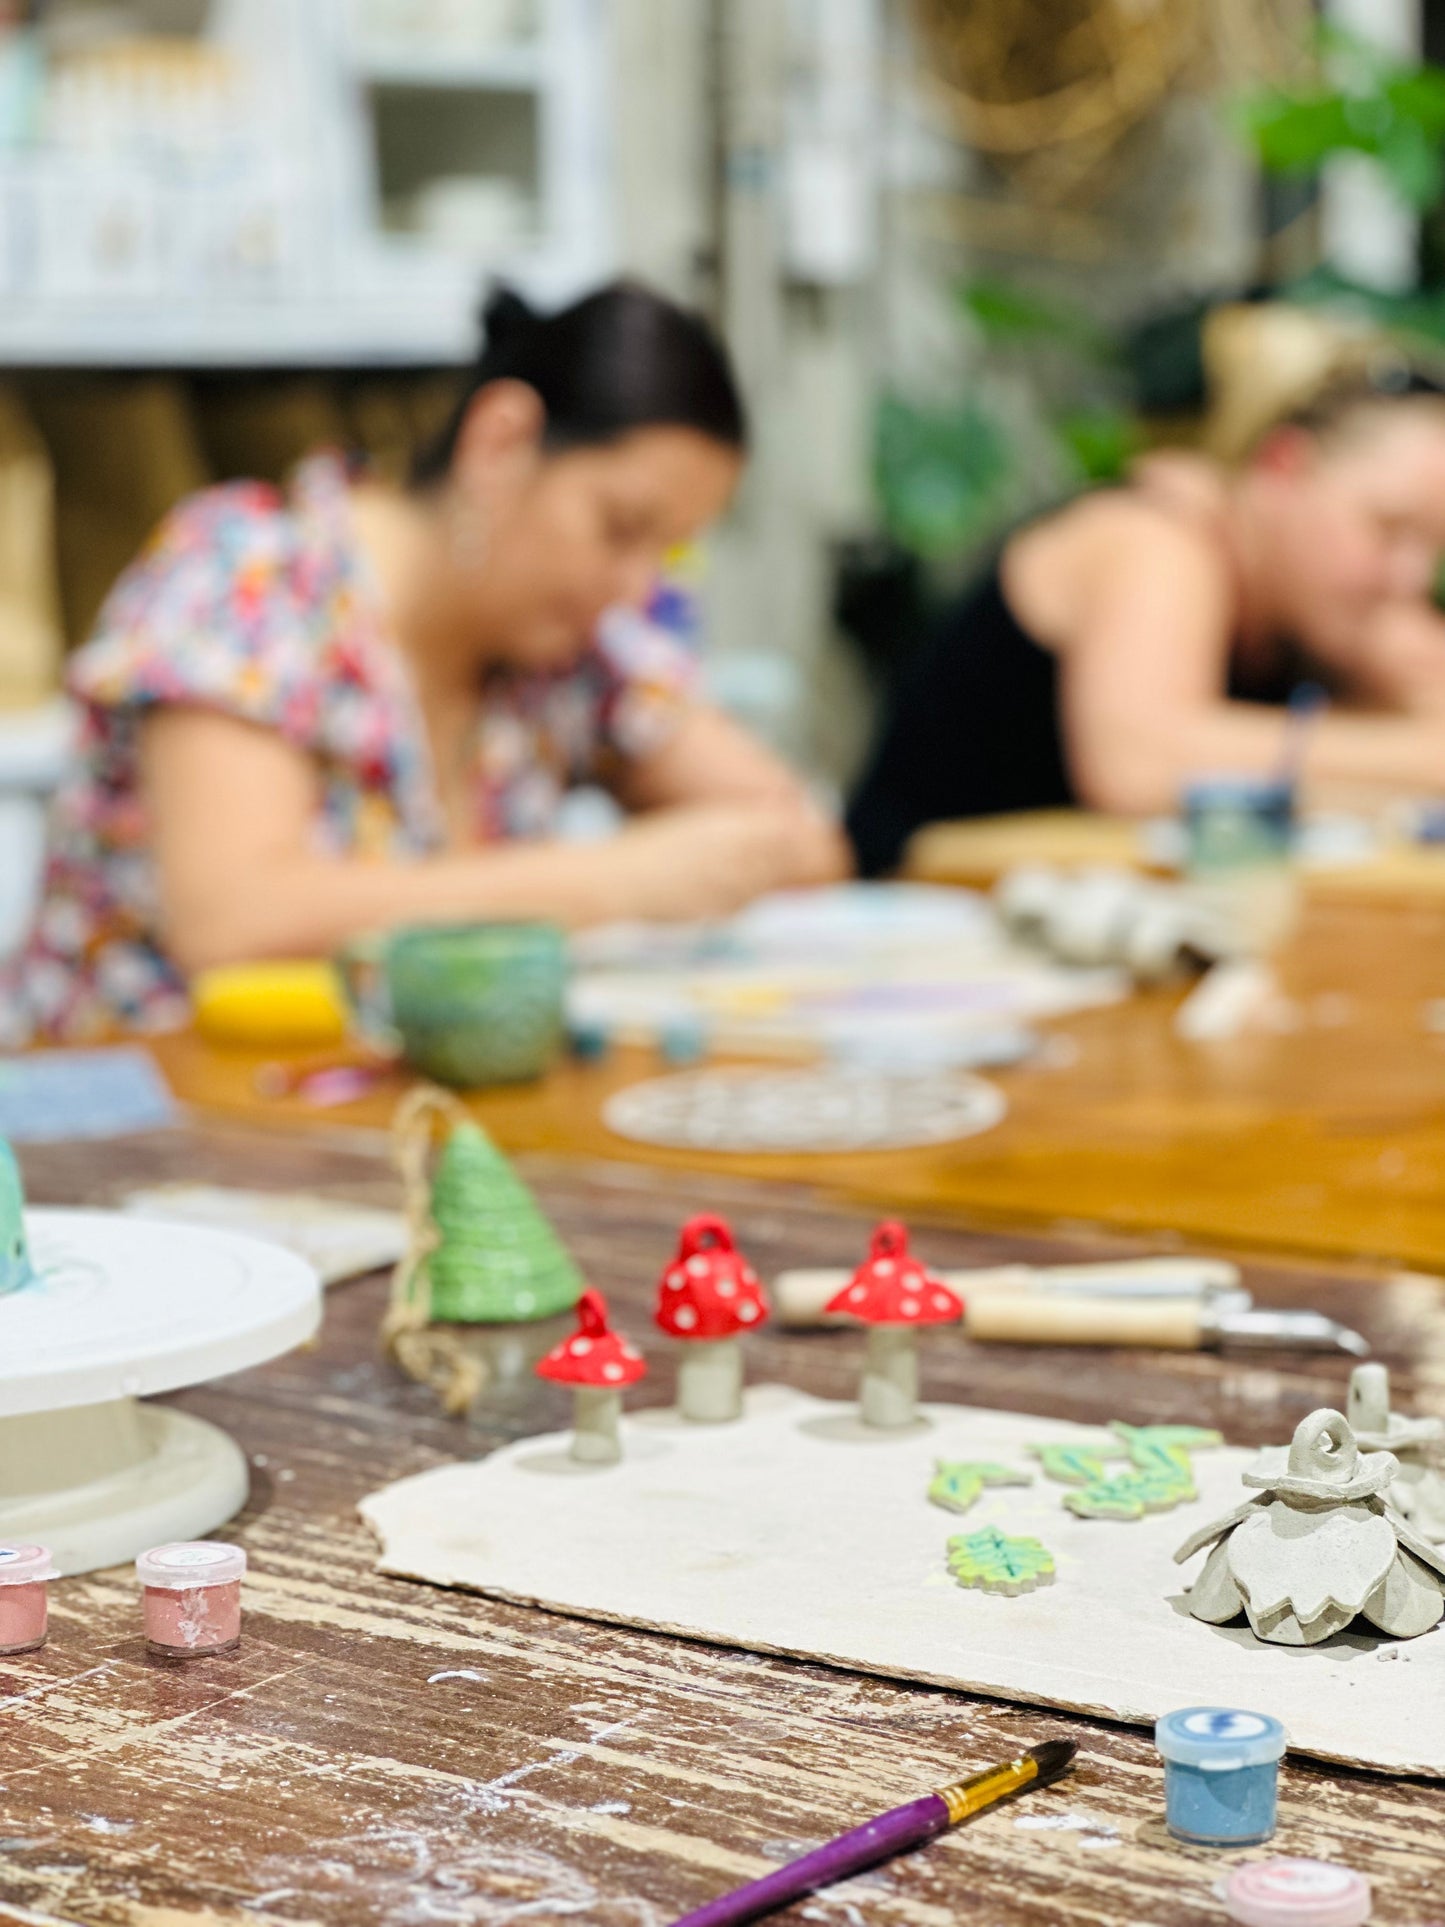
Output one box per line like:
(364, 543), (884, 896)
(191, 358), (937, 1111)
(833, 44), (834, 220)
(1348, 1362), (1445, 1544)
(1175, 1408), (1445, 1645)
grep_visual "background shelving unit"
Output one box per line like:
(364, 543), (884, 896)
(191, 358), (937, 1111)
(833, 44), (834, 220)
(0, 0), (615, 368)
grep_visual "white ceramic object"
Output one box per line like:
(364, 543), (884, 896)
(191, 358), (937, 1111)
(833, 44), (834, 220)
(0, 1209), (321, 1573)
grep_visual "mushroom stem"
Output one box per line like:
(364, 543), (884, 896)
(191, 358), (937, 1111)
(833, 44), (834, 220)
(860, 1324), (918, 1429)
(570, 1386), (623, 1465)
(677, 1338), (743, 1423)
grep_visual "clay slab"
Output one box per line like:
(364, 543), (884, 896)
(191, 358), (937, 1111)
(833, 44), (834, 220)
(359, 1387), (1445, 1778)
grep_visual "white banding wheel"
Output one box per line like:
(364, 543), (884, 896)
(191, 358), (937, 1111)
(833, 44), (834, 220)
(0, 1210), (321, 1575)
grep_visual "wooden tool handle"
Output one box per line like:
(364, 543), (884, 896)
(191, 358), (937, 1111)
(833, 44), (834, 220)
(963, 1296), (1204, 1349)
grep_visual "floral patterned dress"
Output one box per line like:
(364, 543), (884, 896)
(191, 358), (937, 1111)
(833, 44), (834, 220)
(3, 452), (698, 1043)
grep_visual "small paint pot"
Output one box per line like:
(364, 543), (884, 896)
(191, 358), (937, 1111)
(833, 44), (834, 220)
(1155, 1707), (1286, 1847)
(0, 1544), (56, 1655)
(659, 1014), (708, 1066)
(1223, 1858), (1371, 1927)
(136, 1542), (246, 1659)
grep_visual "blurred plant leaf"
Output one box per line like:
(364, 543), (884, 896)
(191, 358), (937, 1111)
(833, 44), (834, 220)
(1055, 406), (1140, 484)
(959, 280), (1114, 360)
(1237, 27), (1445, 211)
(873, 393), (1012, 561)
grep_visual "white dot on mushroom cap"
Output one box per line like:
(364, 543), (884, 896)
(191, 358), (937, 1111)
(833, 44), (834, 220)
(570, 1337), (593, 1356)
(738, 1301), (759, 1322)
(932, 1295), (953, 1313)
(674, 1306), (698, 1330)
(717, 1279), (737, 1297)
(850, 1285), (866, 1302)
(686, 1256), (710, 1277)
(603, 1363), (624, 1381)
(667, 1271), (685, 1290)
(901, 1299), (919, 1316)
(874, 1259), (895, 1276)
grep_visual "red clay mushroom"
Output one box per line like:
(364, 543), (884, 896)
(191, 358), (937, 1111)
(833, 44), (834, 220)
(654, 1215), (769, 1422)
(536, 1287), (647, 1464)
(825, 1222), (963, 1429)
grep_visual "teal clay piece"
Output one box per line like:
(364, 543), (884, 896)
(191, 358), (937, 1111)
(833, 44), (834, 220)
(947, 1526), (1055, 1596)
(1065, 1467), (1195, 1521)
(1035, 1423), (1222, 1521)
(426, 1120), (583, 1324)
(928, 1460), (1032, 1516)
(1028, 1440), (1128, 1486)
(0, 1138), (33, 1296)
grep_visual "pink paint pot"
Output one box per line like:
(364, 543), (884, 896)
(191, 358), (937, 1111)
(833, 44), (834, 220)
(0, 1543), (56, 1656)
(135, 1542), (246, 1659)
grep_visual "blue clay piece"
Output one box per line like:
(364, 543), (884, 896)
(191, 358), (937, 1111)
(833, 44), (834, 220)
(1154, 1708), (1286, 1848)
(0, 1138), (33, 1296)
(659, 1015), (709, 1066)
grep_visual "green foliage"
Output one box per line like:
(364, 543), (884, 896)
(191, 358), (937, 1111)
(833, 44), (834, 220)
(874, 275), (1138, 566)
(1239, 25), (1445, 210)
(927, 1459), (1032, 1516)
(873, 393), (1012, 561)
(959, 280), (1114, 360)
(1056, 407), (1141, 484)
(947, 1525), (1055, 1595)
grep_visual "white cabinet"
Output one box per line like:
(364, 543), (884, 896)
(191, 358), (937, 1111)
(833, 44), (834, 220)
(0, 0), (614, 366)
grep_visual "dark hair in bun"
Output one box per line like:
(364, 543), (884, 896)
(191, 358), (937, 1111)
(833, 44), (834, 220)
(413, 279), (747, 485)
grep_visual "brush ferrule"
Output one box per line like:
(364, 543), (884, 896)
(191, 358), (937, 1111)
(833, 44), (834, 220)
(936, 1754), (1037, 1824)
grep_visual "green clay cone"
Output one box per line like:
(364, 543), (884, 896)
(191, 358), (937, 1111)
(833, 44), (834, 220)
(426, 1120), (582, 1324)
(0, 1137), (34, 1296)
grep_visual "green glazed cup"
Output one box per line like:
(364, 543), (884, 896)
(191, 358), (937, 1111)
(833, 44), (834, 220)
(336, 922), (567, 1089)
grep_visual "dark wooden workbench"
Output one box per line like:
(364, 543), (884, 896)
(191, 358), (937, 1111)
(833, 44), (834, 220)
(4, 1122), (1445, 1927)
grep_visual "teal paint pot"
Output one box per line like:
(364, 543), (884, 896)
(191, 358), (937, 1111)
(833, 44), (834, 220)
(1155, 1707), (1287, 1847)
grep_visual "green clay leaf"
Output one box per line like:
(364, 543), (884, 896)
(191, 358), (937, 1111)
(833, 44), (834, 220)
(928, 1460), (1032, 1516)
(946, 1526), (1055, 1595)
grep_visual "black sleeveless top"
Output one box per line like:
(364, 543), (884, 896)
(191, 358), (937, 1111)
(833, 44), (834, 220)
(845, 560), (1307, 878)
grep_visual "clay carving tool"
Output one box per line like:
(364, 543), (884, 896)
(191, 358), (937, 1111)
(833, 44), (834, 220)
(962, 1296), (1369, 1355)
(670, 1737), (1077, 1927)
(774, 1256), (1247, 1329)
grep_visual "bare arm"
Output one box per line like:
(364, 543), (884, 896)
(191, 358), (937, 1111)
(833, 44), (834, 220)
(611, 703), (821, 812)
(1052, 504), (1445, 813)
(140, 709), (849, 974)
(1351, 600), (1445, 716)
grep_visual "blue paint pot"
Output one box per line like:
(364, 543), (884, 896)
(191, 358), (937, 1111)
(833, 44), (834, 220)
(1155, 1707), (1287, 1847)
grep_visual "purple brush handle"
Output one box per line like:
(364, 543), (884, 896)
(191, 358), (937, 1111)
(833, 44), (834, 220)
(671, 1793), (949, 1927)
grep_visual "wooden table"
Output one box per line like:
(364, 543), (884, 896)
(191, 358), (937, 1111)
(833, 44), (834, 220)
(905, 807), (1445, 904)
(5, 1123), (1445, 1927)
(148, 893), (1445, 1276)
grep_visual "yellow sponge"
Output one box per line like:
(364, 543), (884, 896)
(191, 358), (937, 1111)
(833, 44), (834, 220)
(193, 962), (350, 1048)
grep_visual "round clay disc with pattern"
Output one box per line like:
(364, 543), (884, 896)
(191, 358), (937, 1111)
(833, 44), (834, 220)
(603, 1067), (1006, 1154)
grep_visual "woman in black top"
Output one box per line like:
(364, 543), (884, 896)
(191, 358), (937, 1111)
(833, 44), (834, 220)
(849, 361), (1445, 876)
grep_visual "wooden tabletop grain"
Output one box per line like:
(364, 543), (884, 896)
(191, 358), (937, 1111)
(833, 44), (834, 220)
(4, 1123), (1445, 1927)
(148, 894), (1445, 1274)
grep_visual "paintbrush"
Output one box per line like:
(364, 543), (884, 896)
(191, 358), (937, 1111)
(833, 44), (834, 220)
(669, 1738), (1077, 1927)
